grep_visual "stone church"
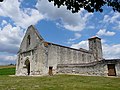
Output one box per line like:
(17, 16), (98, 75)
(16, 25), (120, 76)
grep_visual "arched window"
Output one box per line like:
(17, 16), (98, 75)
(27, 35), (30, 47)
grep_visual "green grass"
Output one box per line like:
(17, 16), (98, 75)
(0, 66), (120, 90)
(0, 65), (15, 75)
(0, 75), (120, 90)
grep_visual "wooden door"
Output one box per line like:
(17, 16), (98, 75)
(49, 67), (53, 76)
(107, 64), (116, 76)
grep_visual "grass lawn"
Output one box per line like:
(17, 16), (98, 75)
(0, 66), (120, 90)
(0, 65), (15, 75)
(0, 75), (120, 90)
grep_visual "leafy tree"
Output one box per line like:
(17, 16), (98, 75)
(0, 0), (3, 2)
(48, 0), (120, 13)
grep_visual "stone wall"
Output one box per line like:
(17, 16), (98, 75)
(116, 62), (120, 76)
(16, 51), (34, 76)
(48, 44), (95, 67)
(57, 61), (108, 76)
(16, 25), (47, 76)
(47, 43), (97, 75)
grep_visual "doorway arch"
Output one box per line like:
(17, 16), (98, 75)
(25, 59), (30, 75)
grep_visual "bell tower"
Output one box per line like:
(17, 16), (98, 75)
(88, 36), (103, 61)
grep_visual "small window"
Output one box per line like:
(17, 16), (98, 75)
(27, 35), (31, 47)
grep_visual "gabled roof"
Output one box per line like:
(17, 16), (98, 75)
(18, 25), (44, 53)
(19, 25), (92, 54)
(31, 25), (93, 54)
(28, 25), (44, 41)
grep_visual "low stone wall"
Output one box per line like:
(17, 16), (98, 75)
(57, 61), (108, 76)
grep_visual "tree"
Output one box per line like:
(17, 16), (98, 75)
(0, 0), (3, 2)
(48, 0), (120, 13)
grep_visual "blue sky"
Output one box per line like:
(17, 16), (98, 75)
(0, 0), (120, 65)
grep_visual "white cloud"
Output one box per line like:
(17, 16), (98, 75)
(69, 33), (81, 41)
(0, 54), (17, 65)
(0, 54), (17, 61)
(103, 44), (120, 59)
(71, 40), (89, 50)
(71, 40), (120, 59)
(36, 0), (92, 31)
(0, 0), (44, 65)
(103, 15), (110, 23)
(87, 26), (95, 29)
(67, 33), (81, 44)
(1, 20), (7, 26)
(97, 29), (115, 36)
(0, 23), (24, 54)
(103, 12), (120, 23)
(110, 12), (120, 23)
(16, 8), (43, 28)
(113, 22), (120, 30)
(0, 0), (43, 54)
(0, 0), (21, 17)
(0, 0), (43, 28)
(75, 33), (81, 39)
(103, 12), (120, 30)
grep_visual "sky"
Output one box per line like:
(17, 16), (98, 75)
(0, 0), (120, 65)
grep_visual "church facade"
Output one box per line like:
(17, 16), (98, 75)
(16, 25), (120, 76)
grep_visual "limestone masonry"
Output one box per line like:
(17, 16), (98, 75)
(16, 25), (120, 76)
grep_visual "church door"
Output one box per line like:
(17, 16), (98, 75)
(49, 67), (53, 76)
(107, 64), (116, 76)
(25, 59), (30, 75)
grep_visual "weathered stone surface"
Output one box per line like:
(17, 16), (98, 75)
(16, 25), (120, 77)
